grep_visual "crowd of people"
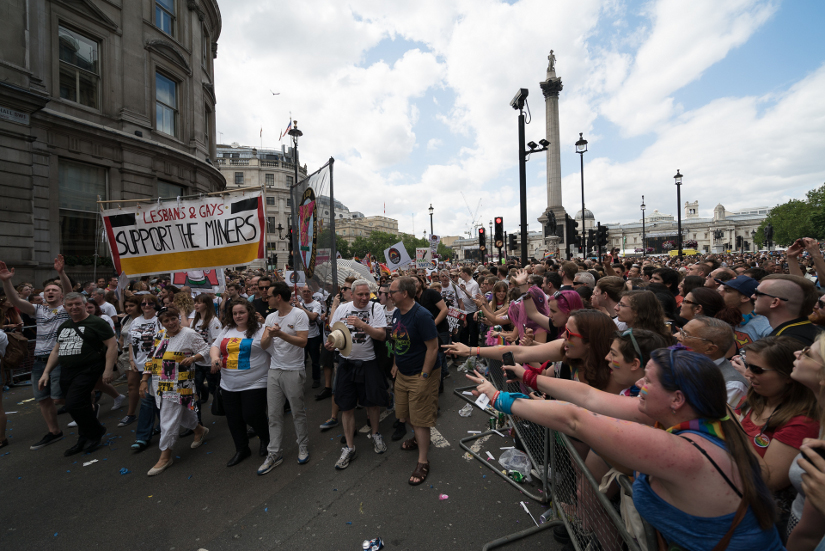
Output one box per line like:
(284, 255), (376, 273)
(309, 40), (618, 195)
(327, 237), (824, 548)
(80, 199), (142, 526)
(2, 241), (825, 549)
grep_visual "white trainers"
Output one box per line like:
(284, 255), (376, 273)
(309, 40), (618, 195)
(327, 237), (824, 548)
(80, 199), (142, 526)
(372, 432), (387, 454)
(112, 394), (126, 411)
(298, 446), (310, 464)
(257, 453), (283, 475)
(334, 447), (356, 470)
(67, 420), (77, 427)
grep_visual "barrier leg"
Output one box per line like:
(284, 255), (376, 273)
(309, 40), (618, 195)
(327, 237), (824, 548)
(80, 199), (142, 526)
(481, 519), (562, 551)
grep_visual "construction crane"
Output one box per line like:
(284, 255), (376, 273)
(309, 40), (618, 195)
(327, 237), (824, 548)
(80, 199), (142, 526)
(460, 192), (482, 237)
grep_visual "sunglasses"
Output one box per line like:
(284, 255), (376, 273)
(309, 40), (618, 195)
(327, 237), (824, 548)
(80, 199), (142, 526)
(620, 328), (643, 362)
(552, 291), (569, 307)
(743, 360), (775, 375)
(341, 287), (351, 292)
(141, 302), (154, 306)
(562, 325), (584, 340)
(816, 300), (825, 310)
(753, 289), (789, 301)
(682, 299), (698, 306)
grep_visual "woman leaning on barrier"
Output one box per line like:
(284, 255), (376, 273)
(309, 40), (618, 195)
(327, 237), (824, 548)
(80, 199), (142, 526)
(467, 344), (784, 551)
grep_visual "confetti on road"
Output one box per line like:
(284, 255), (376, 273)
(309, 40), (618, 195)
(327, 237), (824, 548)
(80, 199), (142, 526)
(485, 451), (495, 460)
(119, 468), (131, 475)
(83, 460), (98, 466)
(439, 494), (449, 500)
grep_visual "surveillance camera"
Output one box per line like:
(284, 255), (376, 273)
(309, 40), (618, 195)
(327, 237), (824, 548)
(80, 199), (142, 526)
(510, 88), (529, 110)
(527, 141), (538, 149)
(539, 139), (550, 147)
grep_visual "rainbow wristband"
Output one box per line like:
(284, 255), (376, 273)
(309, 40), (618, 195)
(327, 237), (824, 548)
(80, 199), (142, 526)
(494, 392), (531, 415)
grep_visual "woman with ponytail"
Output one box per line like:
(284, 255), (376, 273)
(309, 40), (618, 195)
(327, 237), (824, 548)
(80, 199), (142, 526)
(467, 344), (783, 550)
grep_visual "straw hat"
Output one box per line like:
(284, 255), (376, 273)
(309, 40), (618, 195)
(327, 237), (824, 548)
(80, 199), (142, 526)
(327, 321), (352, 357)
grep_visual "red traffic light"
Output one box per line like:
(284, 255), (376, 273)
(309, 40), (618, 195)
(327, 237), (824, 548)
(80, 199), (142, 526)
(479, 228), (485, 234)
(495, 217), (502, 224)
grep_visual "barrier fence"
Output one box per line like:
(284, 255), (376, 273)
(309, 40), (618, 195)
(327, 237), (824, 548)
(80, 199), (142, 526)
(455, 358), (653, 551)
(4, 326), (36, 384)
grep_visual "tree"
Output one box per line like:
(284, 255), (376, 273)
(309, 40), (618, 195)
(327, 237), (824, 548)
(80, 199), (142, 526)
(754, 184), (825, 247)
(317, 226), (350, 259)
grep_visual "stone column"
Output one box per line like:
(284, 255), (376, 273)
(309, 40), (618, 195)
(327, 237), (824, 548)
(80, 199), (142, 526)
(538, 51), (565, 257)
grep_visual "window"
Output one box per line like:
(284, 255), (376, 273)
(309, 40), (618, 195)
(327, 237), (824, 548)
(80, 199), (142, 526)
(58, 26), (100, 109)
(158, 180), (184, 198)
(155, 0), (175, 36)
(204, 105), (211, 145)
(266, 197), (275, 206)
(234, 172), (243, 185)
(265, 174), (274, 187)
(202, 28), (210, 70)
(267, 217), (277, 230)
(286, 198), (292, 207)
(59, 160), (106, 257)
(155, 72), (177, 136)
(286, 175), (293, 186)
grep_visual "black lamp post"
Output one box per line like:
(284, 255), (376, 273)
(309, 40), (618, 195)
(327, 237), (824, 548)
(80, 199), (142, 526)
(640, 195), (646, 258)
(674, 169), (683, 260)
(288, 122), (303, 270)
(751, 229), (757, 252)
(428, 204), (434, 236)
(576, 133), (588, 258)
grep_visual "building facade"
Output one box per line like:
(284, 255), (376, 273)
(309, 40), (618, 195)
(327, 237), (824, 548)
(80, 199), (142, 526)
(605, 202), (768, 256)
(216, 142), (307, 270)
(0, 0), (224, 282)
(337, 215), (399, 244)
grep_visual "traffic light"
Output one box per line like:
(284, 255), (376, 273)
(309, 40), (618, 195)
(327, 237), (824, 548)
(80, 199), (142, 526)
(587, 229), (596, 254)
(287, 228), (294, 252)
(736, 235), (743, 248)
(494, 217), (504, 248)
(478, 227), (486, 251)
(575, 234), (583, 253)
(597, 224), (608, 248)
(508, 233), (517, 251)
(565, 213), (578, 245)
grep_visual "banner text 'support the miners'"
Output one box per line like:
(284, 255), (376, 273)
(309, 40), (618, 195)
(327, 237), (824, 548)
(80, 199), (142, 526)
(101, 191), (265, 277)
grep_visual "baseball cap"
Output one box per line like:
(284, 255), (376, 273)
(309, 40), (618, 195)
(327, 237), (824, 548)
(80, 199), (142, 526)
(717, 275), (759, 297)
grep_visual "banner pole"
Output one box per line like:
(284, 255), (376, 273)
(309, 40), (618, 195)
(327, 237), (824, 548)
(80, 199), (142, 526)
(93, 194), (101, 283)
(328, 157), (338, 293)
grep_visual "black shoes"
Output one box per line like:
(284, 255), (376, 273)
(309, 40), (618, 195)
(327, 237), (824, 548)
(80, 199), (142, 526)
(227, 447), (252, 467)
(30, 431), (64, 450)
(314, 387), (332, 401)
(64, 438), (88, 457)
(84, 434), (104, 453)
(247, 427), (257, 438)
(340, 431), (358, 445)
(259, 440), (269, 457)
(391, 420), (407, 441)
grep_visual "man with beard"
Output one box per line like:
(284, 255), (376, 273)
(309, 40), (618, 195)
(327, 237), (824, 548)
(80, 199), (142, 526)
(753, 275), (822, 345)
(809, 294), (825, 327)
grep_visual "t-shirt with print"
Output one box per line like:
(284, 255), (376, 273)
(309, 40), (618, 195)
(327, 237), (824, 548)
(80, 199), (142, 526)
(737, 411), (820, 458)
(265, 307), (309, 370)
(193, 316), (223, 366)
(300, 299), (323, 338)
(56, 315), (115, 372)
(390, 303), (439, 376)
(34, 304), (69, 356)
(99, 301), (118, 319)
(329, 301), (387, 361)
(440, 282), (462, 309)
(458, 278), (480, 313)
(130, 315), (160, 369)
(213, 327), (269, 391)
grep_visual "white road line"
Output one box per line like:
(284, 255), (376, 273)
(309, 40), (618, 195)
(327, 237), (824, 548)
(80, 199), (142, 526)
(430, 427), (450, 448)
(463, 433), (492, 461)
(358, 409), (394, 433)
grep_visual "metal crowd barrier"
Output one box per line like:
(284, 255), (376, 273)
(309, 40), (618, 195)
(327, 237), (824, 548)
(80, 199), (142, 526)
(455, 357), (653, 551)
(5, 326), (37, 383)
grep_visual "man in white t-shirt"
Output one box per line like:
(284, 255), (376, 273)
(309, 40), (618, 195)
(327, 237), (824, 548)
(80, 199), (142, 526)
(326, 279), (388, 470)
(93, 288), (118, 319)
(294, 285), (323, 388)
(258, 282), (309, 475)
(457, 267), (481, 347)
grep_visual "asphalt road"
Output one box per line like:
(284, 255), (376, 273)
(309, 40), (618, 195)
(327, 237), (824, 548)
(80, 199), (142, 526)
(0, 368), (565, 551)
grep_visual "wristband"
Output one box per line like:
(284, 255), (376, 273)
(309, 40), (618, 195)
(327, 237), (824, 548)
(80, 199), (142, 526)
(522, 369), (538, 391)
(493, 392), (531, 415)
(492, 390), (500, 406)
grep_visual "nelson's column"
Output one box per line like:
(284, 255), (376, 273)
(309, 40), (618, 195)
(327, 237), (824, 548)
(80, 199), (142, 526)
(538, 50), (566, 255)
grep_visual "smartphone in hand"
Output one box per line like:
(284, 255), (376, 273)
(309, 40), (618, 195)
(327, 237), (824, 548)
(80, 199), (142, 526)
(801, 445), (825, 465)
(502, 351), (516, 380)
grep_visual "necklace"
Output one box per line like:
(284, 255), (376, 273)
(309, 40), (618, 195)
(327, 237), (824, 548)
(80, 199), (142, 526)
(752, 405), (781, 448)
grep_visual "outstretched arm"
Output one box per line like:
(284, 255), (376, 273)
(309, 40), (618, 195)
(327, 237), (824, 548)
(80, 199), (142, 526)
(55, 254), (72, 295)
(0, 261), (35, 315)
(443, 338), (564, 364)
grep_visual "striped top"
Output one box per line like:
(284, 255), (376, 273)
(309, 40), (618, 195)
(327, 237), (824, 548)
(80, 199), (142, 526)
(34, 304), (69, 357)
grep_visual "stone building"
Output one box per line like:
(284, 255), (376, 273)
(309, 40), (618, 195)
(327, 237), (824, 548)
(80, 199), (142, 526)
(0, 0), (224, 283)
(216, 142), (307, 270)
(337, 216), (399, 244)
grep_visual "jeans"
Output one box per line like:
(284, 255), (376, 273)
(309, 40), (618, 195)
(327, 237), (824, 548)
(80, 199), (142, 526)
(305, 335), (322, 381)
(135, 384), (160, 443)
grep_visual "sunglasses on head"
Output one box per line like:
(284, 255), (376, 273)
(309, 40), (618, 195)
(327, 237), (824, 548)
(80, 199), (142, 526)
(620, 328), (643, 362)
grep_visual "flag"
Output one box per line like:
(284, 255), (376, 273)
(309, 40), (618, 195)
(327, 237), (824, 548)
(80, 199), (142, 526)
(379, 263), (391, 276)
(279, 119), (293, 140)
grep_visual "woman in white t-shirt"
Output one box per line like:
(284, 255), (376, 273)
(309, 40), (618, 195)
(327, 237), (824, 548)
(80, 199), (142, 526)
(191, 294), (223, 420)
(209, 299), (271, 468)
(128, 294), (161, 448)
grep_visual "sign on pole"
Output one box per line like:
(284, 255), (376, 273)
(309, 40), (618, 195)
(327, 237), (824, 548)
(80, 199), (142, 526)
(383, 241), (412, 270)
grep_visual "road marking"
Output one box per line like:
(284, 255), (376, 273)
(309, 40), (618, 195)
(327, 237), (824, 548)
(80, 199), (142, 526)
(463, 433), (492, 461)
(430, 427), (450, 448)
(358, 409), (394, 433)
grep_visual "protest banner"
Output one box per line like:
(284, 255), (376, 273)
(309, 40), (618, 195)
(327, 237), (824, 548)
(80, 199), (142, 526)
(446, 307), (467, 333)
(415, 248), (431, 269)
(100, 190), (264, 277)
(297, 188), (317, 278)
(383, 241), (411, 270)
(171, 269), (226, 294)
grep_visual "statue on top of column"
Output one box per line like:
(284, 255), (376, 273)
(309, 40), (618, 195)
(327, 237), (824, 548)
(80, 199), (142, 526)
(548, 50), (556, 73)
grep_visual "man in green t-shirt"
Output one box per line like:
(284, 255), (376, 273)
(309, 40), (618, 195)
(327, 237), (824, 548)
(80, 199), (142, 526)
(39, 293), (117, 456)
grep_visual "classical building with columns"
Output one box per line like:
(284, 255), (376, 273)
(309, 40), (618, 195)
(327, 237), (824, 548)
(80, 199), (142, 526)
(604, 202), (769, 256)
(0, 0), (224, 283)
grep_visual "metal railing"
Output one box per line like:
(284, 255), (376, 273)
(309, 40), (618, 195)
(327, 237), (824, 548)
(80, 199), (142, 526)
(456, 358), (654, 550)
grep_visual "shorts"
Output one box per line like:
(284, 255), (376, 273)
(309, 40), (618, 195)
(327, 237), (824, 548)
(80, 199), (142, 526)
(334, 358), (388, 411)
(394, 368), (440, 428)
(31, 357), (63, 402)
(320, 344), (334, 370)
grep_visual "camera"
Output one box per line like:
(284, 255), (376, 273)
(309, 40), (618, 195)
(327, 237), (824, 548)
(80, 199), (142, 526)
(510, 88), (529, 111)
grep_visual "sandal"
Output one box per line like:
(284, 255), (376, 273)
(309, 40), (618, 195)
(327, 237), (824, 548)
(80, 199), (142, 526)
(400, 437), (418, 451)
(409, 461), (429, 486)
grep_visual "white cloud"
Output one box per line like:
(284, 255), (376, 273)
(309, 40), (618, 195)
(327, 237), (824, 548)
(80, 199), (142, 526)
(427, 138), (443, 151)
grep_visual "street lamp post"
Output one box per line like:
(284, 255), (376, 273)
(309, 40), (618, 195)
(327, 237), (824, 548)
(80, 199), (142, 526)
(640, 195), (646, 258)
(288, 121), (303, 271)
(674, 169), (683, 260)
(428, 204), (434, 236)
(576, 133), (588, 259)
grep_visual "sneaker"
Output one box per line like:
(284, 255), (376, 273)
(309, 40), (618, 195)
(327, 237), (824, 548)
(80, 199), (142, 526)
(319, 417), (339, 431)
(314, 387), (333, 401)
(391, 423), (407, 442)
(117, 415), (137, 427)
(67, 420), (78, 427)
(334, 447), (356, 470)
(257, 453), (284, 475)
(30, 431), (64, 450)
(112, 394), (126, 411)
(372, 432), (387, 454)
(298, 446), (310, 464)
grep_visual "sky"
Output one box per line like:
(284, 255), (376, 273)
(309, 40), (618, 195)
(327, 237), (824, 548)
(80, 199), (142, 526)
(214, 0), (825, 239)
